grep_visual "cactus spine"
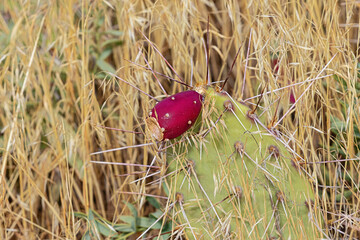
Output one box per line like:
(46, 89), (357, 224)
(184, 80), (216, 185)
(165, 88), (322, 239)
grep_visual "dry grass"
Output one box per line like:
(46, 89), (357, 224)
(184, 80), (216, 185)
(0, 0), (359, 239)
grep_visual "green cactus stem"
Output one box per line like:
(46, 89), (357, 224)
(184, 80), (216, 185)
(164, 88), (322, 239)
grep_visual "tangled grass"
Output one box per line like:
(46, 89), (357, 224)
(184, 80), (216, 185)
(0, 0), (359, 239)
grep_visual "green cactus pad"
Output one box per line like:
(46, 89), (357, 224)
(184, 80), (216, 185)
(165, 88), (322, 239)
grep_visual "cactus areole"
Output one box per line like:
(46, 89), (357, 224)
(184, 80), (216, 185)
(146, 90), (203, 141)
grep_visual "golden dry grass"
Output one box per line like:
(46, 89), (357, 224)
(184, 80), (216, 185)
(0, 0), (359, 239)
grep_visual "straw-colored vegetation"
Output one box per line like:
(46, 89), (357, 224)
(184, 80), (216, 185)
(0, 0), (359, 239)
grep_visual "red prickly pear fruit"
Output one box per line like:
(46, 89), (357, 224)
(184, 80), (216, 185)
(146, 90), (203, 141)
(271, 57), (279, 75)
(290, 90), (296, 104)
(271, 56), (296, 104)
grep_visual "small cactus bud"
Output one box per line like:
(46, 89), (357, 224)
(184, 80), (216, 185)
(223, 100), (234, 111)
(276, 191), (285, 202)
(175, 192), (185, 204)
(305, 199), (314, 210)
(268, 145), (280, 158)
(247, 110), (257, 121)
(234, 141), (245, 154)
(234, 186), (243, 199)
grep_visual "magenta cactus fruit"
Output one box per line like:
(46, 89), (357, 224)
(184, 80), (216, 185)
(146, 90), (203, 141)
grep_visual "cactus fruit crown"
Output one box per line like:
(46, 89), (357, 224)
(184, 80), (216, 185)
(160, 87), (322, 239)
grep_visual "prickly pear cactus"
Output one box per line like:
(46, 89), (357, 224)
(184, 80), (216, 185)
(165, 88), (322, 239)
